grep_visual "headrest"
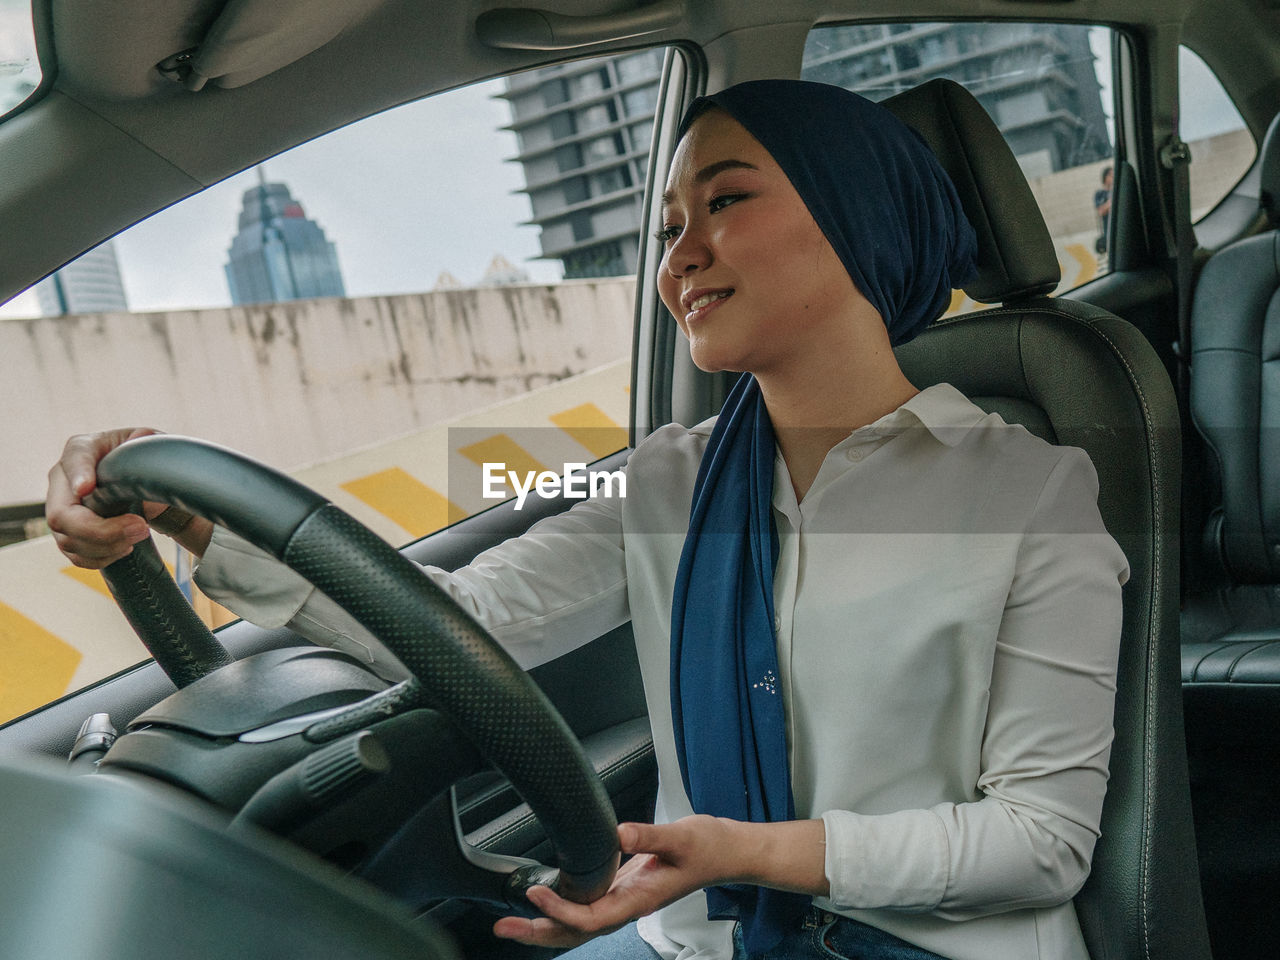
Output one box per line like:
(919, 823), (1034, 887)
(882, 79), (1060, 303)
(1259, 112), (1280, 226)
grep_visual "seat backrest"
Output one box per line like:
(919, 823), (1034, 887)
(1190, 111), (1280, 586)
(884, 79), (1212, 960)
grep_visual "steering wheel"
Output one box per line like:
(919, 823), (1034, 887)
(84, 434), (620, 908)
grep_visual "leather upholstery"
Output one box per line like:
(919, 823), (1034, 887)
(888, 82), (1212, 960)
(1190, 235), (1280, 584)
(1183, 114), (1280, 682)
(884, 79), (1061, 303)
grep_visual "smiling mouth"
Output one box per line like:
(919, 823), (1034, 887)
(685, 289), (733, 316)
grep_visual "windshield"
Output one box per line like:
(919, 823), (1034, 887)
(0, 0), (41, 118)
(0, 58), (650, 724)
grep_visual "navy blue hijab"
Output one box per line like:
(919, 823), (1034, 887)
(668, 80), (976, 953)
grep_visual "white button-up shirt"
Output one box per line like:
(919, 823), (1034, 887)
(197, 383), (1128, 960)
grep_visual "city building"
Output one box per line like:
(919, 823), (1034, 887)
(802, 22), (1111, 177)
(497, 48), (664, 279)
(499, 24), (1109, 276)
(224, 171), (346, 305)
(34, 241), (129, 315)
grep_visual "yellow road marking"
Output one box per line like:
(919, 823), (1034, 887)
(550, 403), (628, 459)
(1063, 243), (1098, 286)
(60, 564), (113, 598)
(61, 560), (235, 629)
(0, 600), (82, 724)
(342, 467), (466, 538)
(62, 554), (178, 596)
(459, 435), (547, 477)
(944, 289), (979, 317)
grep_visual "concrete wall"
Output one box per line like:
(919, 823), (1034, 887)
(0, 359), (634, 725)
(1, 277), (636, 506)
(1, 127), (1257, 508)
(1026, 128), (1257, 237)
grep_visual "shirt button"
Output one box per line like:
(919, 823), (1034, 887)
(774, 614), (782, 632)
(845, 448), (865, 462)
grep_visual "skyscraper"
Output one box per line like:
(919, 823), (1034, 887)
(498, 49), (663, 280)
(224, 171), (345, 305)
(34, 241), (129, 315)
(500, 25), (1110, 277)
(802, 22), (1111, 176)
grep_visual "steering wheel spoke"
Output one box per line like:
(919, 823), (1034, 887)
(361, 785), (570, 916)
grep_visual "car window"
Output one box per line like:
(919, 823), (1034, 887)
(0, 55), (664, 724)
(1178, 45), (1256, 222)
(0, 0), (42, 118)
(803, 22), (1117, 306)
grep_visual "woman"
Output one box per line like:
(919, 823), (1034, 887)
(47, 81), (1128, 960)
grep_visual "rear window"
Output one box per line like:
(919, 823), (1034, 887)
(1178, 45), (1255, 222)
(0, 0), (42, 118)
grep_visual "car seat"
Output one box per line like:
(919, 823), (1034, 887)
(883, 79), (1213, 960)
(1181, 111), (1280, 686)
(1178, 110), (1280, 959)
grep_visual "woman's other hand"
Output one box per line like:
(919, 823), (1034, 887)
(46, 428), (213, 567)
(493, 817), (729, 949)
(492, 816), (828, 949)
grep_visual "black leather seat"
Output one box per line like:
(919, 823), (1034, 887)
(1178, 111), (1280, 960)
(1181, 111), (1280, 689)
(884, 80), (1212, 960)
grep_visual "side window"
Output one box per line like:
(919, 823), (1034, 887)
(803, 22), (1118, 302)
(0, 54), (665, 723)
(0, 0), (42, 119)
(1179, 46), (1256, 221)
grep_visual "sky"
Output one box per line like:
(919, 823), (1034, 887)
(0, 0), (40, 115)
(0, 75), (561, 318)
(0, 22), (1250, 321)
(1178, 46), (1249, 141)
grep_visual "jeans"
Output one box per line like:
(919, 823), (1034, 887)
(555, 911), (947, 959)
(555, 923), (663, 960)
(734, 908), (947, 960)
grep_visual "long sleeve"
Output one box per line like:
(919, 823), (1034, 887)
(194, 491), (631, 676)
(820, 448), (1128, 917)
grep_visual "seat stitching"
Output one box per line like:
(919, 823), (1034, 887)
(1187, 641), (1227, 681)
(1058, 318), (1160, 960)
(1225, 639), (1273, 680)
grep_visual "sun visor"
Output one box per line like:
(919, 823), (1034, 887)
(163, 0), (387, 91)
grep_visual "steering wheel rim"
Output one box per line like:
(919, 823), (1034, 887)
(86, 434), (620, 904)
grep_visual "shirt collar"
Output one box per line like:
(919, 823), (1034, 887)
(882, 381), (988, 447)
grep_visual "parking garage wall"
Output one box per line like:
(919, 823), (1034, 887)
(1, 277), (635, 506)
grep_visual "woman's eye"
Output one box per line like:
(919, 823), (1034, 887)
(708, 192), (746, 213)
(654, 224), (681, 244)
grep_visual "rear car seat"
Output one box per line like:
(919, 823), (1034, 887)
(1179, 111), (1280, 959)
(1181, 112), (1280, 691)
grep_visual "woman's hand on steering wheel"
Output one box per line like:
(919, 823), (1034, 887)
(492, 817), (737, 949)
(493, 815), (833, 950)
(47, 428), (212, 567)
